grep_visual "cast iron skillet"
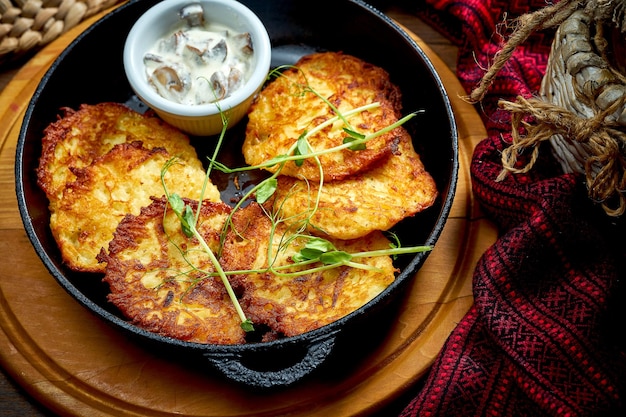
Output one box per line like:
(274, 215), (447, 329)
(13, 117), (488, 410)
(15, 0), (458, 389)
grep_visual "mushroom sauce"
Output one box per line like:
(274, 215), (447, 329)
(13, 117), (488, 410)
(143, 3), (254, 105)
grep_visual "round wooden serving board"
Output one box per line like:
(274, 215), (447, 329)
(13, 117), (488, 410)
(0, 8), (496, 417)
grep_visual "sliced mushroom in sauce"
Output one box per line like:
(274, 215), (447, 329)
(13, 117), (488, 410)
(143, 4), (254, 105)
(210, 71), (228, 100)
(148, 63), (192, 103)
(179, 3), (205, 27)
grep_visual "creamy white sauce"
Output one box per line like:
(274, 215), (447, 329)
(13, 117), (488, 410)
(143, 6), (254, 105)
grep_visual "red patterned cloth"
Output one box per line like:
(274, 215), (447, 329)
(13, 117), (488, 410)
(399, 0), (626, 416)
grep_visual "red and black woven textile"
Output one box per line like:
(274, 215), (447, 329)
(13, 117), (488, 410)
(399, 0), (626, 416)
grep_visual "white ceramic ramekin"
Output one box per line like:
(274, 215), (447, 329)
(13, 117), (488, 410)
(123, 0), (271, 136)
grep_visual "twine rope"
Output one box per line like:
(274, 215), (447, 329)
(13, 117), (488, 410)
(467, 0), (585, 103)
(499, 95), (626, 216)
(468, 0), (626, 216)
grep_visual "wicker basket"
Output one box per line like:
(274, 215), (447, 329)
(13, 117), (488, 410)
(537, 6), (626, 215)
(0, 0), (123, 64)
(485, 1), (626, 216)
(540, 9), (626, 174)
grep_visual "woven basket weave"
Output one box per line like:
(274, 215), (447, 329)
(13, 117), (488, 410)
(537, 5), (626, 215)
(0, 0), (123, 64)
(489, 1), (626, 216)
(540, 9), (626, 177)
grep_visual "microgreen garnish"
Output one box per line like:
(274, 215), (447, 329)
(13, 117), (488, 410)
(294, 132), (310, 167)
(285, 236), (432, 275)
(292, 236), (336, 262)
(168, 193), (195, 237)
(342, 132), (367, 151)
(161, 185), (254, 332)
(159, 62), (431, 336)
(160, 99), (255, 332)
(255, 178), (277, 204)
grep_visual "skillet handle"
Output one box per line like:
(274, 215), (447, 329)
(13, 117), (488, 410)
(204, 331), (339, 389)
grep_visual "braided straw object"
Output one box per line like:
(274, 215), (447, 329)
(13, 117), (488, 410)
(0, 0), (123, 64)
(538, 8), (626, 215)
(469, 0), (626, 216)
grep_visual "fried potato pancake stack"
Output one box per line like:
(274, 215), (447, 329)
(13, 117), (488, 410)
(100, 200), (395, 344)
(220, 203), (396, 339)
(37, 103), (219, 273)
(243, 52), (404, 181)
(98, 197), (247, 345)
(39, 52), (434, 345)
(37, 102), (203, 201)
(270, 128), (438, 239)
(244, 52), (437, 240)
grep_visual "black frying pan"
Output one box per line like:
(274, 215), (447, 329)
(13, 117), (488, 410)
(15, 0), (458, 389)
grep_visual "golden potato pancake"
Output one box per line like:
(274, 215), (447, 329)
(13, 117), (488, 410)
(269, 128), (438, 239)
(37, 102), (203, 200)
(243, 52), (404, 181)
(50, 142), (219, 273)
(220, 202), (397, 338)
(99, 197), (246, 345)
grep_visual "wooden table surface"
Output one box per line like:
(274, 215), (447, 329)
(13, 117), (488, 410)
(0, 3), (495, 416)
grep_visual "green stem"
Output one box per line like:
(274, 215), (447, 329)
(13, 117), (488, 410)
(350, 245), (433, 259)
(191, 226), (250, 327)
(209, 103), (387, 174)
